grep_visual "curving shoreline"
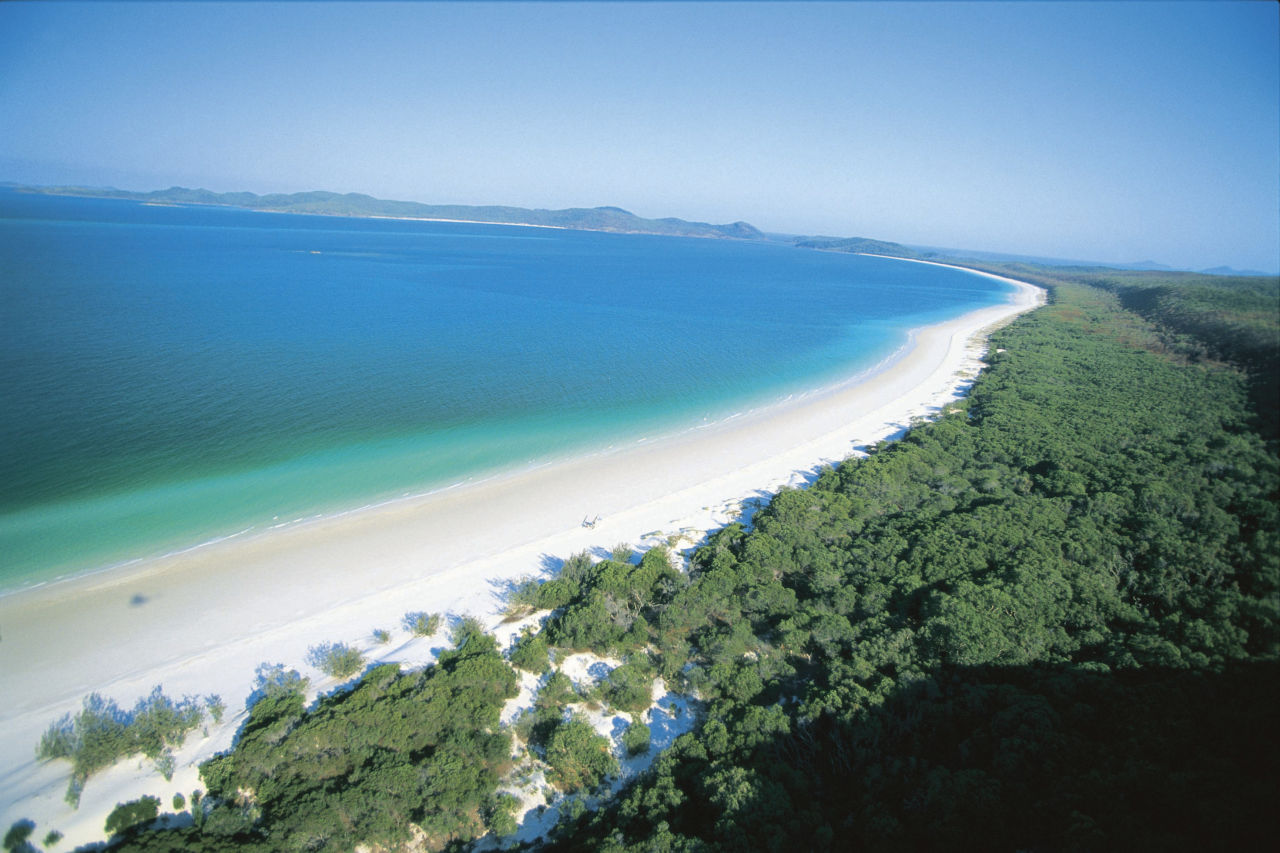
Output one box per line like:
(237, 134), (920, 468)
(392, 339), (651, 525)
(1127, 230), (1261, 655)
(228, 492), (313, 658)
(0, 264), (1044, 846)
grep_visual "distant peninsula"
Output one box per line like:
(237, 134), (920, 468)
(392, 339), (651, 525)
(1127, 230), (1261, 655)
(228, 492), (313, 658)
(12, 183), (941, 258)
(19, 184), (767, 241)
(793, 234), (926, 258)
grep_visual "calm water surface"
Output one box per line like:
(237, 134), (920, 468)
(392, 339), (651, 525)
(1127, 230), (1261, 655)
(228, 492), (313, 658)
(0, 190), (1011, 588)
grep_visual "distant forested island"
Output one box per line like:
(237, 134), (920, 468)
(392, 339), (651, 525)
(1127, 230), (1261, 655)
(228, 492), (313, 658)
(17, 184), (766, 241)
(11, 184), (932, 255)
(792, 235), (927, 258)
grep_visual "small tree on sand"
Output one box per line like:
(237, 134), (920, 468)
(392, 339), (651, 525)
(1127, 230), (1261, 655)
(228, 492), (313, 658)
(305, 642), (365, 679)
(104, 796), (159, 838)
(402, 611), (441, 637)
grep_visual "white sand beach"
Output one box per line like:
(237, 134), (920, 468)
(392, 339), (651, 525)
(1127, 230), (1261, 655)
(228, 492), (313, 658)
(0, 266), (1043, 846)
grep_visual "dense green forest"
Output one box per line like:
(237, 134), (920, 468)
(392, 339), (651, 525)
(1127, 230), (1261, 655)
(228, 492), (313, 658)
(956, 264), (1279, 440)
(23, 265), (1279, 851)
(537, 270), (1280, 850)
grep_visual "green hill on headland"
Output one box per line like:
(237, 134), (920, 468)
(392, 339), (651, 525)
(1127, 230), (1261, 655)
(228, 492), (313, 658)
(792, 234), (926, 258)
(26, 184), (767, 240)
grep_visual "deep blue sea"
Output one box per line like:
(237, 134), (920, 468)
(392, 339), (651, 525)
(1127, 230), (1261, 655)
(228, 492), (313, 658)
(0, 189), (1011, 590)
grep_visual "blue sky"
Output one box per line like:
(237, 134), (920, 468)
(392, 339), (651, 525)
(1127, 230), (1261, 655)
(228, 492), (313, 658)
(1, 1), (1276, 272)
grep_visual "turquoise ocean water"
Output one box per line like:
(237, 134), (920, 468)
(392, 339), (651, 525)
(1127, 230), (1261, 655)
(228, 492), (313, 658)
(0, 189), (1011, 591)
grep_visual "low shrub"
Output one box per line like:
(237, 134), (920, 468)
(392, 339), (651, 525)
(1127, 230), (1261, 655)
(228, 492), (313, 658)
(623, 720), (650, 756)
(544, 715), (618, 794)
(104, 796), (159, 837)
(305, 642), (365, 679)
(402, 611), (441, 637)
(509, 628), (551, 674)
